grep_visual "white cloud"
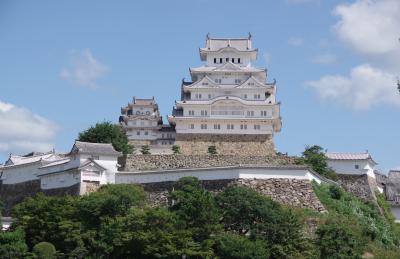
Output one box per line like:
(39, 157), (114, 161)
(288, 37), (304, 47)
(0, 101), (58, 157)
(60, 49), (109, 89)
(306, 64), (399, 110)
(312, 53), (337, 65)
(333, 0), (400, 56)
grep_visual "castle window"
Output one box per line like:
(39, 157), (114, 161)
(247, 111), (254, 117)
(214, 124), (220, 129)
(240, 124), (247, 130)
(231, 58), (235, 63)
(261, 111), (267, 117)
(208, 94), (212, 99)
(227, 124), (234, 130)
(235, 79), (242, 84)
(189, 124), (195, 129)
(215, 79), (221, 84)
(201, 124), (207, 129)
(145, 131), (148, 135)
(137, 131), (140, 135)
(355, 165), (359, 169)
(202, 82), (208, 86)
(254, 94), (261, 99)
(162, 133), (165, 138)
(220, 58), (223, 63)
(201, 110), (208, 116)
(254, 125), (261, 130)
(238, 58), (241, 63)
(244, 94), (247, 99)
(226, 57), (229, 62)
(214, 58), (216, 63)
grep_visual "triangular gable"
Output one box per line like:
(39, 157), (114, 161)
(184, 76), (219, 89)
(79, 159), (107, 172)
(213, 62), (243, 72)
(236, 76), (272, 88)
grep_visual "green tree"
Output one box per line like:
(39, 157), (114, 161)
(172, 145), (181, 154)
(316, 219), (362, 259)
(297, 145), (337, 180)
(32, 242), (56, 259)
(78, 121), (133, 154)
(213, 233), (269, 259)
(216, 186), (306, 258)
(170, 177), (221, 242)
(208, 145), (217, 155)
(0, 228), (29, 259)
(12, 194), (83, 252)
(140, 145), (151, 155)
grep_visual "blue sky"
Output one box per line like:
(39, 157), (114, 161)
(0, 0), (399, 172)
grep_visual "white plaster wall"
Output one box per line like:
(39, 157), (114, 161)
(1, 163), (42, 184)
(189, 88), (268, 101)
(40, 170), (80, 189)
(116, 167), (322, 184)
(328, 160), (375, 177)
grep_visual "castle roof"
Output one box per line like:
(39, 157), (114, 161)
(70, 141), (122, 157)
(325, 152), (377, 165)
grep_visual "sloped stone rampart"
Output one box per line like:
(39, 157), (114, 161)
(123, 154), (299, 171)
(141, 178), (326, 212)
(0, 181), (80, 216)
(336, 174), (377, 201)
(175, 133), (275, 156)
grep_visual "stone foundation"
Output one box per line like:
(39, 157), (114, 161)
(141, 178), (325, 212)
(175, 133), (275, 156)
(123, 154), (299, 171)
(336, 174), (378, 201)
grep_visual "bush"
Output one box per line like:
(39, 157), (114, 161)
(213, 233), (269, 259)
(208, 145), (217, 155)
(328, 185), (343, 200)
(33, 242), (56, 259)
(172, 145), (181, 154)
(316, 220), (362, 258)
(0, 228), (28, 259)
(296, 145), (338, 180)
(140, 145), (151, 155)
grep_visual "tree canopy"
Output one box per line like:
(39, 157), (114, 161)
(296, 145), (338, 180)
(78, 121), (133, 154)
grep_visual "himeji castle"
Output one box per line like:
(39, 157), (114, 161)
(168, 34), (281, 155)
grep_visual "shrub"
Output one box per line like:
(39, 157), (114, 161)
(172, 145), (181, 154)
(316, 220), (362, 258)
(0, 228), (28, 259)
(213, 233), (269, 259)
(328, 185), (343, 200)
(207, 145), (217, 155)
(140, 145), (151, 155)
(33, 242), (56, 259)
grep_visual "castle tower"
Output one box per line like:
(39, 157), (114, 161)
(168, 34), (281, 155)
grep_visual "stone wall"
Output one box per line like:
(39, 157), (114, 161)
(0, 180), (41, 216)
(123, 154), (298, 171)
(141, 178), (326, 212)
(336, 174), (377, 201)
(175, 133), (275, 156)
(0, 181), (80, 216)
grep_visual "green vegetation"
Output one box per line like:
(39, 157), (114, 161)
(3, 178), (400, 258)
(207, 145), (217, 155)
(32, 242), (56, 259)
(172, 145), (181, 154)
(140, 145), (151, 155)
(296, 145), (338, 180)
(78, 121), (134, 154)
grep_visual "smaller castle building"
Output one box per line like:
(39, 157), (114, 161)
(119, 97), (176, 151)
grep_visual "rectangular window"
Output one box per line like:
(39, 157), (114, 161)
(238, 58), (241, 63)
(235, 79), (242, 84)
(355, 165), (359, 169)
(208, 94), (212, 99)
(201, 124), (207, 129)
(189, 124), (195, 129)
(220, 58), (223, 63)
(214, 124), (220, 129)
(227, 124), (234, 130)
(247, 111), (254, 117)
(214, 58), (216, 63)
(226, 57), (229, 62)
(201, 110), (208, 116)
(136, 131), (140, 135)
(144, 131), (148, 135)
(240, 124), (247, 130)
(231, 58), (235, 63)
(254, 125), (260, 130)
(215, 79), (221, 84)
(244, 94), (247, 99)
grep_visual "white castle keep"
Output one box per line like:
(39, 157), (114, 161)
(170, 34), (281, 155)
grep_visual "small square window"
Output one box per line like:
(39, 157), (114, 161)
(355, 165), (359, 169)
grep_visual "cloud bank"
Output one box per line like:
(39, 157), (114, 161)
(0, 101), (58, 158)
